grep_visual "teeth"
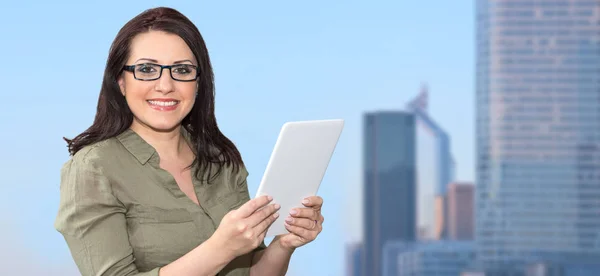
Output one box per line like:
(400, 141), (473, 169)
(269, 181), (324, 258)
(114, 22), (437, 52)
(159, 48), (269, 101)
(148, 101), (178, 106)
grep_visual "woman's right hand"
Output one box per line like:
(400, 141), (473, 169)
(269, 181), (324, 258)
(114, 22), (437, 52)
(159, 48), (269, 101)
(210, 195), (280, 259)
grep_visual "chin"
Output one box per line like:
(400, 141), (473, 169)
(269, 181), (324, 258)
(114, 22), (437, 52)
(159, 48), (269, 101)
(148, 122), (182, 133)
(132, 116), (183, 133)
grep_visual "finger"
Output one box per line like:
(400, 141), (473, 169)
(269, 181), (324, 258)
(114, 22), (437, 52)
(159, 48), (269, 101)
(247, 203), (280, 227)
(285, 217), (317, 230)
(301, 196), (323, 209)
(236, 195), (272, 218)
(258, 225), (268, 240)
(255, 211), (279, 234)
(257, 216), (272, 241)
(290, 207), (318, 220)
(284, 222), (317, 241)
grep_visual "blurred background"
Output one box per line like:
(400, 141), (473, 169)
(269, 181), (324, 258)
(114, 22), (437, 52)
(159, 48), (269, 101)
(1, 0), (599, 275)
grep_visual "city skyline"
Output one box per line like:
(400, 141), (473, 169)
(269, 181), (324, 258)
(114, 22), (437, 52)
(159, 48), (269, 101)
(352, 92), (477, 276)
(347, 0), (600, 275)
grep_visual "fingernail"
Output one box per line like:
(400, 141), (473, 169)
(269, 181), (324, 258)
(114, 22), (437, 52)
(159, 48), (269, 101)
(274, 204), (281, 209)
(285, 216), (293, 223)
(302, 199), (310, 204)
(267, 195), (273, 201)
(290, 209), (298, 215)
(274, 213), (280, 218)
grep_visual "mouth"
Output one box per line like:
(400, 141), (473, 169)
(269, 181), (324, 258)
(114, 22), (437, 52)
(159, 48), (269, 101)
(147, 99), (180, 111)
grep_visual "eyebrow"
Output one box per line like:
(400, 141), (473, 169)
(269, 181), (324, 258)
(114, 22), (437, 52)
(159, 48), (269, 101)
(134, 58), (195, 64)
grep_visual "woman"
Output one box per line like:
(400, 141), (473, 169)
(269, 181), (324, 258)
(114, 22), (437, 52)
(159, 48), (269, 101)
(54, 7), (324, 276)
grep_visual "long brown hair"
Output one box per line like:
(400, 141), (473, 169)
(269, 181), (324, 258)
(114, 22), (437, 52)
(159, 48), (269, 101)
(64, 7), (243, 182)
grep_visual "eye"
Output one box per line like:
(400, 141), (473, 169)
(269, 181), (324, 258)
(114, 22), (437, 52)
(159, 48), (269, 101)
(173, 65), (194, 75)
(136, 64), (157, 73)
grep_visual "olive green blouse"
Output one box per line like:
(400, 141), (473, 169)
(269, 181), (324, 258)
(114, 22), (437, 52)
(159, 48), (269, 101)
(54, 129), (265, 276)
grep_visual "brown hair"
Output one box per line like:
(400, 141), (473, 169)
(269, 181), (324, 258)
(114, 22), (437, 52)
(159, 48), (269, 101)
(64, 7), (243, 182)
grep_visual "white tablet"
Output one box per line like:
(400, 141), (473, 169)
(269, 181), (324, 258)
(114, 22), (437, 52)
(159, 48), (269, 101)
(255, 119), (344, 237)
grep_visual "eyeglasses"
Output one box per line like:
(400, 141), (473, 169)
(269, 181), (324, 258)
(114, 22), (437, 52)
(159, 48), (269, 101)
(123, 63), (199, 82)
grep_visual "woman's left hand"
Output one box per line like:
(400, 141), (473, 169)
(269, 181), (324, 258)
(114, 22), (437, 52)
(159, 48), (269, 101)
(277, 196), (324, 250)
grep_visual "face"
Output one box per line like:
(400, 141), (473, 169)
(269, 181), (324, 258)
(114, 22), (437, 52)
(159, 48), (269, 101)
(118, 30), (198, 133)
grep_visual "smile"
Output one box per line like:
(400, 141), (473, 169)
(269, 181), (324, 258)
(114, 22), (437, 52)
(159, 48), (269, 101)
(147, 99), (180, 111)
(147, 100), (178, 106)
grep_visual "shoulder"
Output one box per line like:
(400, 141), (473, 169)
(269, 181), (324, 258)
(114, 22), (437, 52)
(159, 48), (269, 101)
(66, 137), (124, 168)
(61, 138), (124, 186)
(212, 160), (248, 181)
(73, 137), (123, 163)
(230, 161), (249, 184)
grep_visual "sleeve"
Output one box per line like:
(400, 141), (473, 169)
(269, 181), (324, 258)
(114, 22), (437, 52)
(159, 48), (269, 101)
(236, 165), (267, 252)
(54, 158), (160, 276)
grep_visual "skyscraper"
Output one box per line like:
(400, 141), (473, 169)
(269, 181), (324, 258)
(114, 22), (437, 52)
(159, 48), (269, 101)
(406, 86), (455, 240)
(475, 0), (600, 272)
(363, 111), (417, 276)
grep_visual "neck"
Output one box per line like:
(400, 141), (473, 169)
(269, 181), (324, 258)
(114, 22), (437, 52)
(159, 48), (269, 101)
(130, 123), (188, 161)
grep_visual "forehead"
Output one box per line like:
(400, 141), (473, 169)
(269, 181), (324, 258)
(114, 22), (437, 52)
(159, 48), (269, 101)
(128, 30), (195, 63)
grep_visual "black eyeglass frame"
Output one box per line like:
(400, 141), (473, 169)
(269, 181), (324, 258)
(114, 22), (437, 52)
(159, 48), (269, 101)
(122, 63), (200, 82)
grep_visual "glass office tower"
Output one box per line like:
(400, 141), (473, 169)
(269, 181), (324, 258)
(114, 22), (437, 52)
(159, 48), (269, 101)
(363, 111), (417, 276)
(406, 88), (455, 240)
(475, 0), (600, 273)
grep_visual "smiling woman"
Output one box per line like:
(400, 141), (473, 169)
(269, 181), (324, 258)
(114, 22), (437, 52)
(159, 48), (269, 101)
(53, 6), (325, 276)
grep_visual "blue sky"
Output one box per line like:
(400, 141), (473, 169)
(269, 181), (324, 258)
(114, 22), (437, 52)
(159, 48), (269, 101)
(0, 1), (473, 275)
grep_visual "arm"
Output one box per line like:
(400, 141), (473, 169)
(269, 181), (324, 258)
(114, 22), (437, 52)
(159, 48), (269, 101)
(54, 157), (234, 276)
(249, 236), (294, 276)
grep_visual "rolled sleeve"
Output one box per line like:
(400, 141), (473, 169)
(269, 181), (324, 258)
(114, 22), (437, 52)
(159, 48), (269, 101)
(54, 156), (160, 276)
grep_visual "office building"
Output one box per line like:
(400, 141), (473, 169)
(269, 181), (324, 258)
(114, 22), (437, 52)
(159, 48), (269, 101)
(406, 86), (455, 240)
(447, 182), (474, 240)
(363, 111), (417, 276)
(475, 0), (600, 273)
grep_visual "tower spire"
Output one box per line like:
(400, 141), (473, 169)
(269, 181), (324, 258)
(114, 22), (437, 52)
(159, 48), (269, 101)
(406, 82), (429, 113)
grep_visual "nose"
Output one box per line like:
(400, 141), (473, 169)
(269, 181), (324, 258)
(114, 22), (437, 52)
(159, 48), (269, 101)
(154, 68), (174, 93)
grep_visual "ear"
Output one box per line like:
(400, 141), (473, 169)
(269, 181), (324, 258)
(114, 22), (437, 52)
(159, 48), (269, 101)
(118, 75), (126, 96)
